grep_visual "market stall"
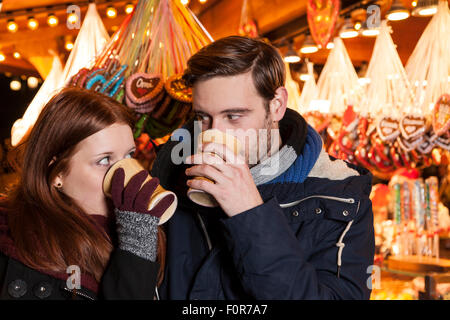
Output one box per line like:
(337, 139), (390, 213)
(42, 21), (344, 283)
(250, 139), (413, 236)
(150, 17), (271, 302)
(0, 0), (449, 301)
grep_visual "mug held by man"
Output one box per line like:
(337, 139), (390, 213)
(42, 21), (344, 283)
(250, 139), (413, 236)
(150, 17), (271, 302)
(187, 129), (242, 207)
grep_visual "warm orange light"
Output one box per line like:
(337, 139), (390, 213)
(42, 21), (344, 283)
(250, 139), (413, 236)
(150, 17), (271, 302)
(28, 17), (39, 30)
(65, 41), (74, 51)
(125, 3), (134, 14)
(7, 19), (18, 33)
(67, 12), (78, 25)
(47, 14), (59, 27)
(106, 6), (117, 18)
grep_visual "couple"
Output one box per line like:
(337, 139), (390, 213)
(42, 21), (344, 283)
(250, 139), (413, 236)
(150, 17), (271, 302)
(0, 36), (374, 300)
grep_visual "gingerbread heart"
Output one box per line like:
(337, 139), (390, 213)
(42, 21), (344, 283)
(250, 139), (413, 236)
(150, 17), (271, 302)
(304, 112), (330, 133)
(165, 74), (192, 103)
(432, 93), (450, 136)
(416, 133), (435, 154)
(125, 73), (164, 113)
(435, 133), (450, 151)
(397, 135), (423, 152)
(400, 115), (426, 140)
(377, 117), (400, 141)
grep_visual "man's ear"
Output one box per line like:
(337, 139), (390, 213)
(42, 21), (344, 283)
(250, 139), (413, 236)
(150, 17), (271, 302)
(269, 87), (288, 122)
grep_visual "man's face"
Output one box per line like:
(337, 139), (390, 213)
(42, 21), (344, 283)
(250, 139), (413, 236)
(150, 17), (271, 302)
(192, 72), (276, 166)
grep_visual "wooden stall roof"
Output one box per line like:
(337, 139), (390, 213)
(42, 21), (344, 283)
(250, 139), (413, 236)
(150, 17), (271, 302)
(0, 0), (447, 76)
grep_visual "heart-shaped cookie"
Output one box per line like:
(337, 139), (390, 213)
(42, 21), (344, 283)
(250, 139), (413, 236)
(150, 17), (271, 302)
(400, 115), (426, 140)
(432, 93), (450, 136)
(416, 133), (435, 155)
(397, 135), (423, 152)
(377, 117), (400, 141)
(125, 73), (164, 113)
(165, 74), (192, 104)
(435, 133), (450, 151)
(304, 112), (330, 133)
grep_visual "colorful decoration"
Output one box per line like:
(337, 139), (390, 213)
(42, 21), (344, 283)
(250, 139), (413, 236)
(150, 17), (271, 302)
(307, 0), (340, 49)
(433, 93), (450, 136)
(68, 0), (212, 164)
(125, 73), (165, 113)
(238, 0), (259, 38)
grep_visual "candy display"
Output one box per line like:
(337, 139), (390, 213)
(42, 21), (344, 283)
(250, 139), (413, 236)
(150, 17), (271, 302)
(300, 6), (450, 179)
(370, 168), (450, 260)
(68, 0), (212, 164)
(238, 0), (259, 38)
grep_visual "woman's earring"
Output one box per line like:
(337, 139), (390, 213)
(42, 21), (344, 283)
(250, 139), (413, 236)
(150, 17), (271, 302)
(56, 182), (62, 188)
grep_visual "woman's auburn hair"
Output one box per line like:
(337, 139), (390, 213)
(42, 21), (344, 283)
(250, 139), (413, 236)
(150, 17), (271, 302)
(3, 87), (166, 285)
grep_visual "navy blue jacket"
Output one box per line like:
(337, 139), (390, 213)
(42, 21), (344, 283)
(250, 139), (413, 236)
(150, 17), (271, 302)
(153, 110), (375, 300)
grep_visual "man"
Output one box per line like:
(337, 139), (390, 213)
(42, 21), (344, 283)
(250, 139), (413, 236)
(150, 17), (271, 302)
(152, 36), (375, 300)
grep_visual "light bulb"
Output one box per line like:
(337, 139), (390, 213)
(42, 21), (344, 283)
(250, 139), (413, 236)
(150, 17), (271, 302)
(28, 17), (39, 30)
(47, 14), (59, 27)
(7, 19), (18, 33)
(106, 6), (117, 18)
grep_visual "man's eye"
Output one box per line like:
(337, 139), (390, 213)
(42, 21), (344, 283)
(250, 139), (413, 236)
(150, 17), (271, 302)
(227, 114), (240, 121)
(98, 156), (110, 166)
(195, 114), (209, 122)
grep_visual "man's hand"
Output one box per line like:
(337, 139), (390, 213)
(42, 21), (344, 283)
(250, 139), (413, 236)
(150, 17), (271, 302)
(185, 142), (263, 217)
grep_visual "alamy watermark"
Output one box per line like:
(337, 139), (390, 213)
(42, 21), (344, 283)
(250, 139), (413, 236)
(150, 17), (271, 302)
(66, 265), (81, 290)
(170, 121), (281, 176)
(67, 5), (81, 30)
(366, 5), (381, 28)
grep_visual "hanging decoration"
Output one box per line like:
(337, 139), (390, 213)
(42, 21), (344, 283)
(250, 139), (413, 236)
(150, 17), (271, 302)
(68, 0), (212, 165)
(316, 14), (449, 179)
(238, 0), (259, 38)
(307, 0), (340, 48)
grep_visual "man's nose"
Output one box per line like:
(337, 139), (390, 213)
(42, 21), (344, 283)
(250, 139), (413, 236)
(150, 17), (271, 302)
(210, 118), (225, 132)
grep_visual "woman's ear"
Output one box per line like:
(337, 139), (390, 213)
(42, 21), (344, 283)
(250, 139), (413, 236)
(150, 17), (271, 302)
(269, 87), (288, 122)
(53, 175), (63, 189)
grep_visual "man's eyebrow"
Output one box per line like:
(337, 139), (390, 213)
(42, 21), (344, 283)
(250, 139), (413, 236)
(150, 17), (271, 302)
(220, 108), (252, 114)
(194, 110), (209, 115)
(193, 108), (252, 116)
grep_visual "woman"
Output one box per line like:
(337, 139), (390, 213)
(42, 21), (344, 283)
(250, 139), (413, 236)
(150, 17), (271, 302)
(0, 87), (174, 300)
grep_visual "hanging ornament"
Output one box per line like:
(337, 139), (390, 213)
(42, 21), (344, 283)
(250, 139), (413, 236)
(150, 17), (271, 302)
(432, 93), (450, 136)
(307, 0), (340, 49)
(238, 0), (259, 38)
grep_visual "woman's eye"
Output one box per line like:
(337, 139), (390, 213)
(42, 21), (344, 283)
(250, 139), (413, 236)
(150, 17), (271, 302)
(125, 151), (135, 159)
(97, 156), (110, 166)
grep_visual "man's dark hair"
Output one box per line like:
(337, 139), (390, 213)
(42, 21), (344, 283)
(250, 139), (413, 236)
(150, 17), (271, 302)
(183, 36), (286, 108)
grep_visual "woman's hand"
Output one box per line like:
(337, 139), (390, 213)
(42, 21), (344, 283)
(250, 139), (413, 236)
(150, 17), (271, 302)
(110, 168), (175, 261)
(111, 168), (174, 217)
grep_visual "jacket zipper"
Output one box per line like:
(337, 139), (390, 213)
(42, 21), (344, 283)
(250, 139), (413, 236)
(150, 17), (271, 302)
(279, 195), (355, 208)
(63, 286), (95, 300)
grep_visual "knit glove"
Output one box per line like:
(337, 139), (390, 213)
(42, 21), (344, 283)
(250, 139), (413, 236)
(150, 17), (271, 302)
(111, 168), (175, 261)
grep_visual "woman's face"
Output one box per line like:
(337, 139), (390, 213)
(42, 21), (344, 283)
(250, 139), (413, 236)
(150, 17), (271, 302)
(57, 123), (136, 216)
